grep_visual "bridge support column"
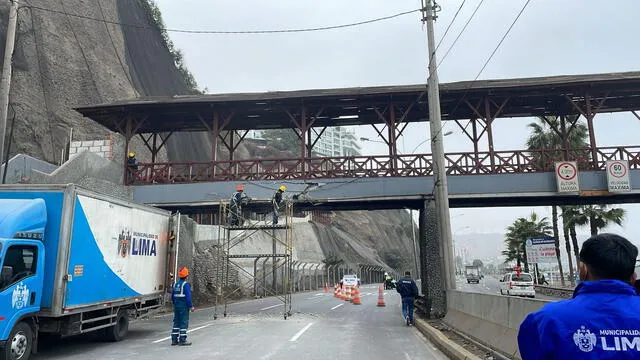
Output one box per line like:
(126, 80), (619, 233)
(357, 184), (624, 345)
(419, 198), (446, 317)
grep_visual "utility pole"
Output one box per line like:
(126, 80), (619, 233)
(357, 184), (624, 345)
(0, 0), (19, 170)
(422, 0), (456, 290)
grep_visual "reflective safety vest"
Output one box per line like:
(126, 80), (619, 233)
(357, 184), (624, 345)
(172, 280), (189, 307)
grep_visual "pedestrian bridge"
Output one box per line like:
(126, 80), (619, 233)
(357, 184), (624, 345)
(133, 167), (640, 211)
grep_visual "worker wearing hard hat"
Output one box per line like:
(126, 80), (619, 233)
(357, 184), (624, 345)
(171, 266), (194, 346)
(272, 185), (286, 225)
(126, 151), (138, 183)
(229, 184), (249, 226)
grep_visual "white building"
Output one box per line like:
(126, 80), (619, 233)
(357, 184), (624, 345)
(311, 127), (361, 157)
(246, 127), (361, 157)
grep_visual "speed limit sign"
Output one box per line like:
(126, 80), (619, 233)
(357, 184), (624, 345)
(606, 160), (631, 192)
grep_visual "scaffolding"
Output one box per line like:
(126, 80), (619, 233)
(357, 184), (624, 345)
(214, 199), (294, 320)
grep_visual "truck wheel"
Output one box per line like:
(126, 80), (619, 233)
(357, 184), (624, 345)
(2, 321), (33, 360)
(105, 310), (129, 342)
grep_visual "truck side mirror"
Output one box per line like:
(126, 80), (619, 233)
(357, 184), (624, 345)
(1, 266), (13, 285)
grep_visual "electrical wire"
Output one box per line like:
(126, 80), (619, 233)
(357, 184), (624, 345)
(431, 0), (535, 142)
(436, 0), (484, 69)
(434, 0), (466, 53)
(21, 4), (421, 35)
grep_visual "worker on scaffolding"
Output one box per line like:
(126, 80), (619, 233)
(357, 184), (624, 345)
(272, 185), (286, 225)
(229, 185), (249, 226)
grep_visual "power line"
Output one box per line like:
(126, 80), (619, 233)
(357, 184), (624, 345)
(434, 0), (466, 53)
(22, 4), (421, 35)
(433, 0), (534, 141)
(436, 0), (485, 69)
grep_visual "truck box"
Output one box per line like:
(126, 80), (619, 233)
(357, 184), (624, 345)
(0, 184), (174, 359)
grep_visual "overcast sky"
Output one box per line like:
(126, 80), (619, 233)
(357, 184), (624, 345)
(154, 0), (640, 259)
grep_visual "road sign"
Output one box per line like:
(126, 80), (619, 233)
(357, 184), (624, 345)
(525, 237), (556, 264)
(555, 161), (579, 192)
(606, 160), (631, 192)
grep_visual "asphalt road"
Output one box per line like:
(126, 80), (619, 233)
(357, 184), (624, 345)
(34, 285), (448, 360)
(455, 275), (557, 301)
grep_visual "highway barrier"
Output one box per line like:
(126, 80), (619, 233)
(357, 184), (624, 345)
(444, 290), (549, 359)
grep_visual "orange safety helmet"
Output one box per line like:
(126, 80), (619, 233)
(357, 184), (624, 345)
(178, 266), (189, 278)
(236, 184), (244, 191)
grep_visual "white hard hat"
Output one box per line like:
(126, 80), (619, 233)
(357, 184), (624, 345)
(384, 272), (388, 276)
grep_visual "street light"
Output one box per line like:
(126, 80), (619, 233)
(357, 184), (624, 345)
(359, 137), (386, 144)
(409, 130), (454, 154)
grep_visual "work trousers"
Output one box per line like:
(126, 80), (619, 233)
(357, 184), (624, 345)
(401, 297), (415, 324)
(171, 307), (190, 343)
(272, 205), (280, 224)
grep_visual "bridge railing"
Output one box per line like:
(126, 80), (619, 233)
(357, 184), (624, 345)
(128, 146), (640, 184)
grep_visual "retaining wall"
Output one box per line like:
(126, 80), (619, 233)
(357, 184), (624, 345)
(444, 290), (549, 359)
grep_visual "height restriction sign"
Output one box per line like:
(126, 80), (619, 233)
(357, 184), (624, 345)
(606, 160), (631, 192)
(555, 161), (579, 192)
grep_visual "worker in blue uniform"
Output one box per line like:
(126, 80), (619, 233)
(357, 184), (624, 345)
(395, 270), (419, 326)
(272, 185), (286, 225)
(518, 233), (640, 359)
(171, 266), (195, 346)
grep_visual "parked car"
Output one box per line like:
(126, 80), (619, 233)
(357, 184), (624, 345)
(499, 271), (535, 298)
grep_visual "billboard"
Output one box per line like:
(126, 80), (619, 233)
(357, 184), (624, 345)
(525, 237), (556, 264)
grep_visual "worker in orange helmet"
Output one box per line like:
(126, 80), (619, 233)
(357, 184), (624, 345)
(171, 266), (195, 346)
(229, 184), (249, 226)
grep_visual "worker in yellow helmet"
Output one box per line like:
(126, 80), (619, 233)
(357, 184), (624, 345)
(126, 151), (138, 183)
(171, 266), (194, 346)
(272, 185), (286, 225)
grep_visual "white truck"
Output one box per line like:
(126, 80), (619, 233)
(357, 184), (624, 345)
(465, 265), (480, 284)
(0, 184), (176, 360)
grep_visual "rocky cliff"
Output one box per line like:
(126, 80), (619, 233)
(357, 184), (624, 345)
(1, 1), (418, 286)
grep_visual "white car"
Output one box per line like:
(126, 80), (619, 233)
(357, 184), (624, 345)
(499, 271), (535, 298)
(342, 274), (360, 287)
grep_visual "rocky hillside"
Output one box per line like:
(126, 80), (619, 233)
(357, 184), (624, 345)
(1, 0), (418, 274)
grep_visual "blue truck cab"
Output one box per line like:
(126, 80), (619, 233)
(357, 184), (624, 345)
(0, 199), (46, 360)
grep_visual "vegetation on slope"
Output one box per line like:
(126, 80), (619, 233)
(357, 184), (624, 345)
(141, 0), (203, 94)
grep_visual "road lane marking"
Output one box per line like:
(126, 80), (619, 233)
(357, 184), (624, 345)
(260, 303), (284, 310)
(289, 322), (314, 342)
(152, 324), (211, 343)
(331, 303), (343, 310)
(404, 352), (412, 360)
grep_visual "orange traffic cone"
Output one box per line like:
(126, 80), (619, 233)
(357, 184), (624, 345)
(345, 286), (352, 301)
(333, 284), (339, 297)
(352, 286), (361, 305)
(324, 283), (329, 293)
(338, 286), (345, 300)
(376, 285), (386, 307)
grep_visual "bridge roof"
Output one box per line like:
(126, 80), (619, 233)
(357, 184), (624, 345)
(75, 71), (640, 133)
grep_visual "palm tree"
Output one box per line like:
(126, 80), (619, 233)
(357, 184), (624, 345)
(576, 205), (626, 236)
(560, 206), (578, 286)
(525, 116), (588, 284)
(561, 206), (582, 283)
(551, 205), (565, 286)
(502, 212), (552, 272)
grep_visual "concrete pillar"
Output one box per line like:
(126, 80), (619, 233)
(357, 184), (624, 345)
(419, 199), (447, 317)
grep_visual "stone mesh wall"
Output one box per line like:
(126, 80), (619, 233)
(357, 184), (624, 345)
(420, 199), (447, 317)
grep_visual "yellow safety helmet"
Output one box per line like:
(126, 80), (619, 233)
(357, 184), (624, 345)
(128, 152), (135, 158)
(279, 185), (286, 192)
